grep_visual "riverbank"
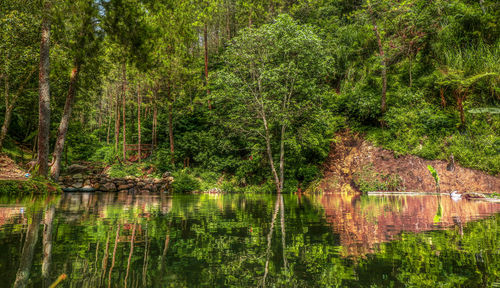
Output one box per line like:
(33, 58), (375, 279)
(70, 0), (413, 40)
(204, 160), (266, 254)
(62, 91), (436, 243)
(0, 153), (61, 196)
(320, 131), (500, 194)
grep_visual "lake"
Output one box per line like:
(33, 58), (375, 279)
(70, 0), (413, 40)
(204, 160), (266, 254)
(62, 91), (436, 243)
(0, 192), (498, 287)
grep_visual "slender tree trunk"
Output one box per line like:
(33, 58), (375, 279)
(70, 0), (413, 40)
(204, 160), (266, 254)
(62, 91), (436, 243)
(279, 123), (285, 192)
(168, 102), (174, 165)
(0, 106), (13, 151)
(152, 96), (157, 148)
(42, 204), (55, 288)
(37, 0), (52, 177)
(371, 17), (387, 115)
(122, 63), (127, 161)
(261, 109), (281, 194)
(115, 90), (120, 152)
(204, 23), (211, 109)
(1, 53), (10, 151)
(50, 62), (80, 180)
(106, 114), (111, 145)
(226, 2), (231, 40)
(137, 86), (141, 163)
(13, 211), (42, 288)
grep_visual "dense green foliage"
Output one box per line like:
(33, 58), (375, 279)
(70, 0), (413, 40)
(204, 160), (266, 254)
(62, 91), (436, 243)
(0, 0), (498, 190)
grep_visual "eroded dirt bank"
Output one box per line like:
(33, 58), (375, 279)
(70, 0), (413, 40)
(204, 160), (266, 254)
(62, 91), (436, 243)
(320, 131), (499, 193)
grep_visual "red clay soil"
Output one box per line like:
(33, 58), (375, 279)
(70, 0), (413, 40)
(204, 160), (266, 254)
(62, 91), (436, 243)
(0, 154), (27, 181)
(320, 131), (500, 193)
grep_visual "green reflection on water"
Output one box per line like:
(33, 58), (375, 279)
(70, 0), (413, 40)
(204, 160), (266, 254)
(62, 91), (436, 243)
(0, 192), (498, 287)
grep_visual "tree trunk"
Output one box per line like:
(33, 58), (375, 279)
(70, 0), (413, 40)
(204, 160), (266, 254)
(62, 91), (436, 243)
(13, 211), (42, 288)
(279, 123), (285, 192)
(152, 97), (157, 148)
(168, 102), (174, 165)
(0, 106), (13, 151)
(115, 90), (120, 152)
(50, 63), (80, 180)
(122, 63), (127, 161)
(137, 86), (141, 163)
(204, 23), (211, 109)
(371, 18), (387, 115)
(37, 0), (52, 177)
(42, 205), (55, 288)
(261, 109), (281, 194)
(226, 2), (231, 40)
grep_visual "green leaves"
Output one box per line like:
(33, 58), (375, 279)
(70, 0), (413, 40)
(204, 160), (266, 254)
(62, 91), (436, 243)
(427, 165), (439, 188)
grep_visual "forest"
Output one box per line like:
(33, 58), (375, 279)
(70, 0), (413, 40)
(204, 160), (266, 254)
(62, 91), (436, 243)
(1, 0), (499, 193)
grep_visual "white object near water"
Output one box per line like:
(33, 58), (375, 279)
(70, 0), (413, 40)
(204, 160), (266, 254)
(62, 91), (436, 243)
(450, 191), (462, 201)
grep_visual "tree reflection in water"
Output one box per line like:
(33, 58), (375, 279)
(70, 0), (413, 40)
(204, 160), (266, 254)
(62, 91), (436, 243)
(0, 191), (498, 287)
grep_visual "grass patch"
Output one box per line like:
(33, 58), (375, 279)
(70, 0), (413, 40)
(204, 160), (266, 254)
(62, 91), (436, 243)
(353, 164), (405, 193)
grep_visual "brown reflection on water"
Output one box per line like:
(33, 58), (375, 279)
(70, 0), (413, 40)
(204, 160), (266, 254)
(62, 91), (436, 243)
(58, 191), (172, 220)
(317, 193), (500, 256)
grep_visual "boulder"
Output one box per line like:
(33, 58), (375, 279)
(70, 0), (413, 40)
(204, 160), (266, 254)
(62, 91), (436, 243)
(72, 173), (83, 180)
(66, 164), (88, 174)
(102, 182), (116, 192)
(72, 181), (83, 189)
(81, 185), (95, 192)
(118, 184), (133, 191)
(162, 171), (171, 178)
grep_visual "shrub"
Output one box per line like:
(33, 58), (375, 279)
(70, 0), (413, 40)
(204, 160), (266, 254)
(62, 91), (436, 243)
(172, 170), (201, 193)
(90, 145), (117, 164)
(154, 147), (175, 173)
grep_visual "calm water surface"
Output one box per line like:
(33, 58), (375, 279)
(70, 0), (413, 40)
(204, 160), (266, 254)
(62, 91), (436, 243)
(0, 192), (498, 287)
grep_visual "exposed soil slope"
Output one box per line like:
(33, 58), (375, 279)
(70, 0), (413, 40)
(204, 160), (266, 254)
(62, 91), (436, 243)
(320, 131), (499, 193)
(0, 154), (27, 181)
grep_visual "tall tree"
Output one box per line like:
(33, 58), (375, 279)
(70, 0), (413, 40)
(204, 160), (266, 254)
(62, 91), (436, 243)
(218, 14), (328, 193)
(37, 0), (52, 177)
(50, 0), (100, 179)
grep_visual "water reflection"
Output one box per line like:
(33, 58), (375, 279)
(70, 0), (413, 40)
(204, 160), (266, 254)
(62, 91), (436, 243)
(0, 192), (498, 287)
(317, 193), (500, 256)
